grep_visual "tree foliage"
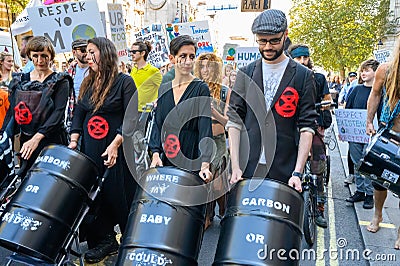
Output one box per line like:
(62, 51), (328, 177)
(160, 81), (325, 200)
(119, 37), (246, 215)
(289, 0), (391, 75)
(1, 0), (30, 14)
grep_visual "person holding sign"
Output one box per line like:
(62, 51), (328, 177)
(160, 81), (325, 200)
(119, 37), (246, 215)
(227, 9), (318, 191)
(129, 40), (162, 112)
(345, 59), (379, 209)
(68, 37), (137, 263)
(366, 41), (400, 248)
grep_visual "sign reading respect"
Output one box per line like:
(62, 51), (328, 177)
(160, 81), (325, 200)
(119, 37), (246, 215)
(335, 109), (377, 144)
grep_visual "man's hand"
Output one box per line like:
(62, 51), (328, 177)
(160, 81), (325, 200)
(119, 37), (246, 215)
(366, 122), (376, 136)
(230, 166), (243, 184)
(199, 162), (212, 183)
(288, 175), (302, 192)
(150, 152), (163, 168)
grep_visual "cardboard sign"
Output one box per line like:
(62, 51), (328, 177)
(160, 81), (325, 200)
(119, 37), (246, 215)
(373, 49), (391, 64)
(165, 20), (213, 56)
(107, 4), (128, 62)
(28, 1), (105, 53)
(241, 0), (270, 12)
(134, 24), (169, 69)
(335, 109), (377, 144)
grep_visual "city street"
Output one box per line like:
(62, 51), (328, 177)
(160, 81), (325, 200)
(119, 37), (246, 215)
(0, 116), (400, 265)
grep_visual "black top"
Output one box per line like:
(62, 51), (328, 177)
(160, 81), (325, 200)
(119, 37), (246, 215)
(149, 78), (213, 172)
(6, 72), (71, 137)
(71, 73), (136, 171)
(228, 58), (318, 181)
(314, 72), (330, 101)
(345, 84), (371, 110)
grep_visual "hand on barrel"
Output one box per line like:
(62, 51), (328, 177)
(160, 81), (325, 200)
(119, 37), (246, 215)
(230, 167), (243, 184)
(288, 176), (302, 192)
(150, 152), (163, 167)
(366, 122), (376, 136)
(20, 135), (41, 160)
(102, 143), (118, 168)
(199, 162), (212, 183)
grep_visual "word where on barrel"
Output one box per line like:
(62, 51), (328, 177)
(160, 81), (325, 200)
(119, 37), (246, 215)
(140, 214), (172, 225)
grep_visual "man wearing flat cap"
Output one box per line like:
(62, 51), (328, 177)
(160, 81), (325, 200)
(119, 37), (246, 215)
(227, 9), (318, 192)
(70, 39), (89, 98)
(339, 71), (358, 105)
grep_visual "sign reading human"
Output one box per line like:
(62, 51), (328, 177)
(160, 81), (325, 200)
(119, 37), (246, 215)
(236, 47), (261, 68)
(165, 20), (213, 56)
(28, 1), (105, 53)
(107, 3), (128, 62)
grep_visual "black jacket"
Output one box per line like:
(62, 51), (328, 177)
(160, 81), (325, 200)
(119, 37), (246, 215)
(228, 58), (318, 181)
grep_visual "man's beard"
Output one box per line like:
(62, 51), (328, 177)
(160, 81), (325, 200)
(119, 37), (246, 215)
(77, 56), (87, 64)
(260, 45), (285, 62)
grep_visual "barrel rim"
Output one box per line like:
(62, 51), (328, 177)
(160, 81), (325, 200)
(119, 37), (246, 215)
(141, 166), (206, 186)
(236, 178), (303, 198)
(28, 168), (97, 196)
(221, 212), (303, 235)
(0, 238), (56, 263)
(119, 245), (199, 263)
(38, 145), (99, 176)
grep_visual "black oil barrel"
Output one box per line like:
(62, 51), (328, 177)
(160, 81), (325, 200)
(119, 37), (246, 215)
(0, 145), (99, 263)
(116, 167), (208, 266)
(213, 178), (304, 266)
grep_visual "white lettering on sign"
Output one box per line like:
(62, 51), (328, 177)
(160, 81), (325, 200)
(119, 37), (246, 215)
(140, 214), (172, 225)
(35, 155), (70, 170)
(242, 197), (291, 214)
(146, 174), (179, 184)
(25, 185), (40, 194)
(246, 232), (265, 244)
(2, 211), (42, 231)
(126, 250), (173, 265)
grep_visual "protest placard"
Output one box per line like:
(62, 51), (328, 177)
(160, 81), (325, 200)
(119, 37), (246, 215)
(236, 47), (261, 68)
(335, 109), (378, 144)
(28, 1), (105, 53)
(165, 20), (213, 56)
(241, 0), (270, 12)
(107, 3), (128, 62)
(373, 49), (391, 64)
(133, 24), (169, 69)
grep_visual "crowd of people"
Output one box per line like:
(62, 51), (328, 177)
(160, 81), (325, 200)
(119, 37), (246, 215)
(0, 6), (400, 264)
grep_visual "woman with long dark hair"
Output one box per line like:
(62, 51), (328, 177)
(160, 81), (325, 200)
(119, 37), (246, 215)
(68, 37), (137, 263)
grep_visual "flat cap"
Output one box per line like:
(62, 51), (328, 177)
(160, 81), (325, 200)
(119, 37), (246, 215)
(252, 9), (287, 35)
(72, 39), (87, 49)
(348, 72), (357, 77)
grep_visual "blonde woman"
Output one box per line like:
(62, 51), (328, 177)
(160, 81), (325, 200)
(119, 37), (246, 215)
(222, 63), (234, 86)
(194, 53), (231, 229)
(0, 52), (14, 86)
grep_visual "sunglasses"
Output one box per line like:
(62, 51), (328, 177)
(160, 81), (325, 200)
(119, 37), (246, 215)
(256, 32), (285, 46)
(75, 47), (87, 53)
(129, 49), (143, 54)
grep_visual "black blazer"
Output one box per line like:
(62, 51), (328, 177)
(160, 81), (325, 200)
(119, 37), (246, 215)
(228, 58), (318, 182)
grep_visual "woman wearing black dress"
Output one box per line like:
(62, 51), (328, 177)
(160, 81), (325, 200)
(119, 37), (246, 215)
(149, 35), (213, 183)
(5, 36), (71, 173)
(68, 37), (137, 263)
